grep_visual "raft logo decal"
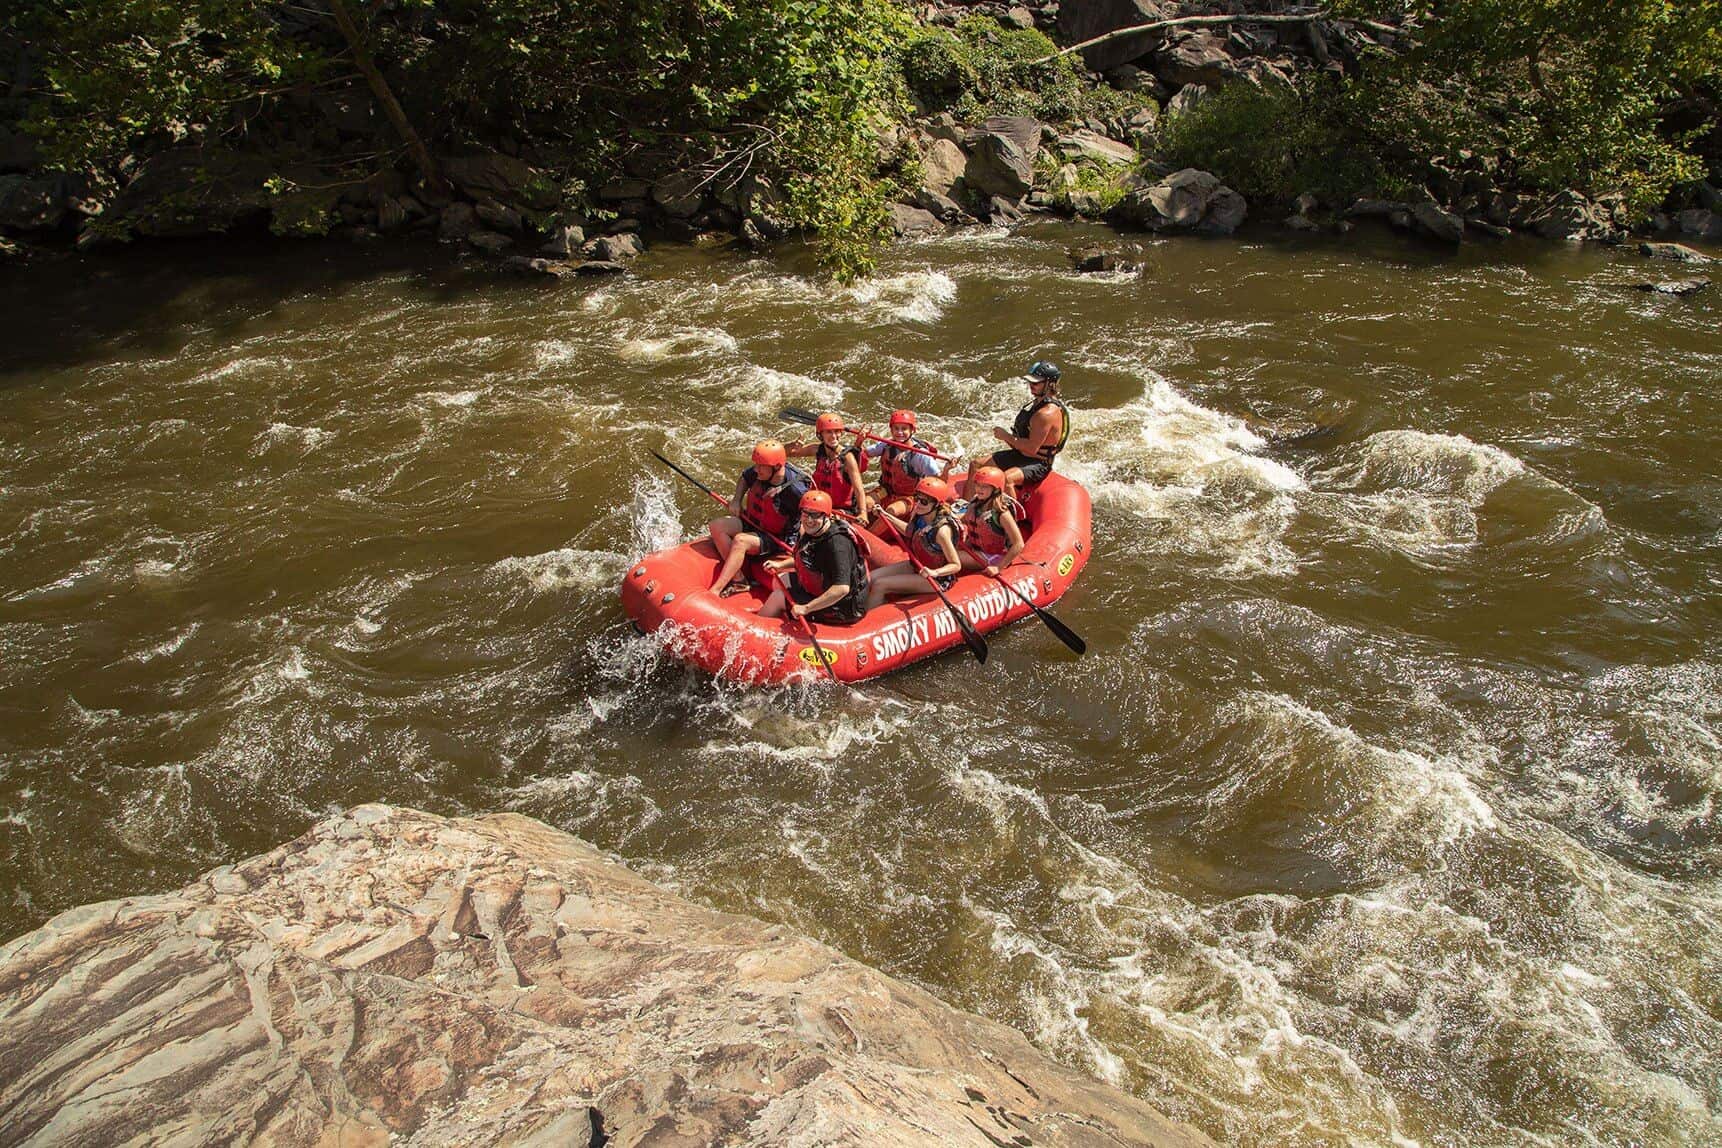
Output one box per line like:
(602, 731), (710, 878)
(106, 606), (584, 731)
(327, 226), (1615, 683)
(799, 646), (838, 667)
(1057, 553), (1075, 577)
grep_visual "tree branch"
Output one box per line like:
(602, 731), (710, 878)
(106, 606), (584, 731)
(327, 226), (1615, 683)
(1029, 10), (1405, 66)
(326, 0), (447, 197)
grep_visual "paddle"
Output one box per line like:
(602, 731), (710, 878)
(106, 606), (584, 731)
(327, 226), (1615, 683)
(869, 511), (988, 665)
(956, 542), (1086, 656)
(648, 450), (844, 687)
(780, 406), (956, 464)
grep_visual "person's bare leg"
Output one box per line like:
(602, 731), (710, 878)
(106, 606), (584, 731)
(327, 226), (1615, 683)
(759, 584), (789, 618)
(711, 531), (759, 592)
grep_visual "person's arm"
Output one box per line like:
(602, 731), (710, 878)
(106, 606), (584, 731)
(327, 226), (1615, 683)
(782, 441), (816, 458)
(993, 406), (1059, 455)
(729, 472), (748, 515)
(762, 554), (794, 573)
(924, 524), (962, 580)
(996, 514), (1025, 573)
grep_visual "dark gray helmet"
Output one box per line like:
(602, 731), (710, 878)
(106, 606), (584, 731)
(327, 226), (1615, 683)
(1026, 360), (1061, 382)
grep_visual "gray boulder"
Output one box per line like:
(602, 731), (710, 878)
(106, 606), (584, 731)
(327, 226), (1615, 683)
(1634, 277), (1710, 296)
(1675, 208), (1722, 240)
(587, 232), (645, 262)
(889, 202), (943, 236)
(1152, 32), (1240, 89)
(540, 222), (585, 257)
(1111, 167), (1247, 234)
(0, 806), (1211, 1148)
(475, 199), (524, 234)
(964, 116), (1041, 200)
(465, 228), (514, 254)
(1164, 83), (1211, 120)
(503, 256), (577, 279)
(1638, 241), (1710, 263)
(443, 151), (558, 211)
(1410, 201), (1465, 244)
(1057, 0), (1173, 72)
(919, 137), (968, 199)
(1528, 190), (1614, 241)
(597, 177), (651, 203)
(1056, 129), (1139, 168)
(652, 171), (706, 218)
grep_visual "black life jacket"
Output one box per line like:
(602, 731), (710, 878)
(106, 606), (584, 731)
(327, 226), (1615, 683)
(880, 437), (936, 497)
(813, 443), (866, 513)
(1011, 395), (1069, 464)
(741, 464), (808, 540)
(792, 518), (868, 605)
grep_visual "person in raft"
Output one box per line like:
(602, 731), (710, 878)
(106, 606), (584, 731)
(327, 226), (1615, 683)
(784, 411), (870, 519)
(759, 490), (870, 623)
(956, 465), (1025, 577)
(866, 477), (964, 609)
(708, 439), (809, 596)
(970, 360), (1069, 502)
(864, 408), (942, 537)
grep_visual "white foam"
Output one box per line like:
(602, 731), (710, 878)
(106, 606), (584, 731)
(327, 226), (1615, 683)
(841, 269), (957, 323)
(428, 389), (482, 408)
(252, 422), (333, 454)
(617, 328), (739, 363)
(490, 548), (626, 594)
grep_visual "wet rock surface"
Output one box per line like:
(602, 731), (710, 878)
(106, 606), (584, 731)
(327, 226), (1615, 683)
(0, 806), (1207, 1148)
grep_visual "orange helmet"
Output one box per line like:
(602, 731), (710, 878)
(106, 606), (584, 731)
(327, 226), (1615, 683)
(799, 490), (834, 514)
(889, 408), (917, 429)
(815, 412), (845, 434)
(970, 465), (1007, 494)
(914, 477), (954, 504)
(752, 439), (787, 469)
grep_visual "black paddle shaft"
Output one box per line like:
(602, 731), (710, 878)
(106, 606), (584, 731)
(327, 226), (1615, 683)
(873, 513), (988, 664)
(958, 543), (1086, 656)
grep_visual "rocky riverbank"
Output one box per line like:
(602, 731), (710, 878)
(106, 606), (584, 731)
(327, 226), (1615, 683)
(3, 3), (1718, 273)
(0, 805), (1210, 1146)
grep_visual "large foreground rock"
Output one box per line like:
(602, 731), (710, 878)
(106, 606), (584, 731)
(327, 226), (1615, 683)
(0, 806), (1207, 1147)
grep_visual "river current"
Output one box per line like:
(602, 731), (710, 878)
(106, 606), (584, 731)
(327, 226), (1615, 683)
(1, 223), (1717, 1145)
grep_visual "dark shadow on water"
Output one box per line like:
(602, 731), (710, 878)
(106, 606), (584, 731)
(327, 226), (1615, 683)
(0, 232), (507, 381)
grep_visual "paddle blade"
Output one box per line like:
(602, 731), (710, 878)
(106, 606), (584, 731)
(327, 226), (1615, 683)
(947, 599), (989, 664)
(1036, 607), (1087, 656)
(779, 407), (820, 426)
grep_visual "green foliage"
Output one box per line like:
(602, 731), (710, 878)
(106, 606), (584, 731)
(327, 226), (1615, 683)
(8, 0), (320, 182)
(900, 17), (1147, 127)
(1155, 1), (1719, 216)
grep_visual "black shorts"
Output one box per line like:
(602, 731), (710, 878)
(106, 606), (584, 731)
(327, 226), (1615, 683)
(988, 449), (1051, 486)
(742, 529), (789, 558)
(788, 576), (866, 623)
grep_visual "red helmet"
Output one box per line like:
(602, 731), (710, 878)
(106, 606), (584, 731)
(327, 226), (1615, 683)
(752, 439), (787, 469)
(914, 477), (954, 504)
(815, 412), (845, 434)
(970, 465), (1007, 494)
(889, 408), (917, 429)
(799, 490), (834, 514)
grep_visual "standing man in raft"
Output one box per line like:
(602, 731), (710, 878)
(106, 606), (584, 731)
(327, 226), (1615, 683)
(970, 360), (1069, 503)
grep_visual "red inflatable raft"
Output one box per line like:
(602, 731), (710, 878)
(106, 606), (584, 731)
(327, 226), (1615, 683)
(620, 472), (1092, 684)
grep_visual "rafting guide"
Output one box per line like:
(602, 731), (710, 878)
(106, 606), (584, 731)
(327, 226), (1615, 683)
(634, 359), (1088, 682)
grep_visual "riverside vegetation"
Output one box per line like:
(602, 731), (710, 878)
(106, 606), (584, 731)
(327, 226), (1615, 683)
(1, 1), (1718, 276)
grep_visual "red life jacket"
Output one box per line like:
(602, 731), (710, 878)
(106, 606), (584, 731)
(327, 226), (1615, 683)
(908, 509), (955, 569)
(963, 499), (1011, 555)
(740, 465), (805, 540)
(880, 437), (935, 498)
(813, 443), (866, 513)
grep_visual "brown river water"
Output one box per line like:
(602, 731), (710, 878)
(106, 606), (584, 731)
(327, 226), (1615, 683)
(1, 222), (1717, 1145)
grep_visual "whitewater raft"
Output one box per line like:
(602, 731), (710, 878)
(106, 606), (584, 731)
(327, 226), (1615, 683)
(621, 472), (1092, 684)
